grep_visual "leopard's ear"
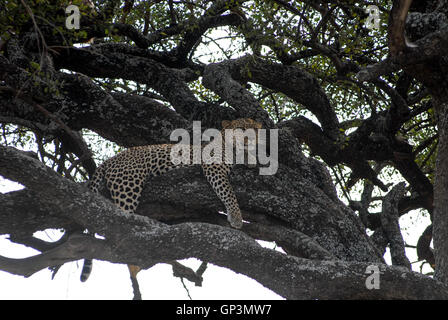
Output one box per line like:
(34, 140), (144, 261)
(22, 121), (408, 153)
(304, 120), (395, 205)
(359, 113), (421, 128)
(248, 119), (262, 129)
(221, 120), (232, 129)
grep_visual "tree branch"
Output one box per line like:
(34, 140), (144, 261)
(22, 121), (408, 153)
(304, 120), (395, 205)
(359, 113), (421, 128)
(388, 0), (413, 56)
(204, 55), (340, 137)
(1, 145), (447, 299)
(0, 234), (111, 277)
(380, 182), (412, 269)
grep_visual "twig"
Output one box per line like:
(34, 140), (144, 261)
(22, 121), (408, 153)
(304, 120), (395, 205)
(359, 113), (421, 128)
(180, 278), (193, 300)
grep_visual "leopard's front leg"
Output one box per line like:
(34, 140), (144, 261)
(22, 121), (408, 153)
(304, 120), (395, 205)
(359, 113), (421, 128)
(202, 163), (243, 229)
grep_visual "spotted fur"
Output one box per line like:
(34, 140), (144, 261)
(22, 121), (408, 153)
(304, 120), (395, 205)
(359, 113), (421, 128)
(80, 118), (262, 282)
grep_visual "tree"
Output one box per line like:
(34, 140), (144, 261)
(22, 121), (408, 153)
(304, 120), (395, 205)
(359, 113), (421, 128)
(1, 0), (448, 299)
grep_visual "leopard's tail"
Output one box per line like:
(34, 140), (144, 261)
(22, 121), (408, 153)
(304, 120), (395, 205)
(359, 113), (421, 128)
(80, 163), (106, 282)
(80, 259), (92, 282)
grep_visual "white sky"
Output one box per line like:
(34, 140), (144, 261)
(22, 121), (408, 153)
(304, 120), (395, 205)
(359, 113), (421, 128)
(0, 174), (432, 299)
(0, 238), (283, 300)
(0, 175), (283, 299)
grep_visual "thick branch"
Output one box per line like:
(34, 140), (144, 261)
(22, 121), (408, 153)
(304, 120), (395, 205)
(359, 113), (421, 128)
(204, 55), (340, 137)
(388, 0), (413, 56)
(202, 57), (273, 125)
(1, 145), (447, 299)
(53, 45), (236, 125)
(279, 116), (388, 191)
(0, 235), (111, 277)
(416, 224), (435, 267)
(380, 182), (412, 269)
(0, 55), (193, 147)
(279, 113), (433, 203)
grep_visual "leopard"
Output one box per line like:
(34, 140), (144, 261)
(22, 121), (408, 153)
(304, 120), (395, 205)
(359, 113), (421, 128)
(80, 118), (262, 289)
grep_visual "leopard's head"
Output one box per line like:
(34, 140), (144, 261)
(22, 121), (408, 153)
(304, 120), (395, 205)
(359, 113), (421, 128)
(221, 118), (262, 166)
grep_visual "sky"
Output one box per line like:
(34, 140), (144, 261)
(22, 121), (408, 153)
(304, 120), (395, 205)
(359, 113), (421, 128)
(0, 173), (432, 299)
(0, 175), (283, 300)
(0, 241), (283, 300)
